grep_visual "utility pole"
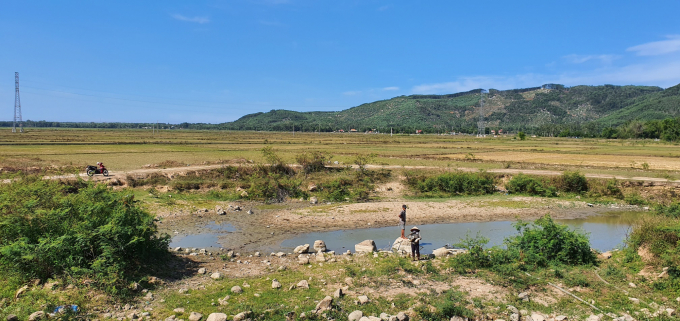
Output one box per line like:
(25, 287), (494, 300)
(391, 127), (392, 137)
(13, 72), (23, 133)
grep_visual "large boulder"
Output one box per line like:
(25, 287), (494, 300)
(205, 313), (227, 321)
(355, 240), (377, 253)
(215, 206), (226, 215)
(391, 238), (412, 255)
(348, 310), (363, 321)
(313, 240), (326, 252)
(189, 312), (203, 321)
(294, 244), (310, 254)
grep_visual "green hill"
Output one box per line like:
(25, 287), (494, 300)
(222, 83), (679, 133)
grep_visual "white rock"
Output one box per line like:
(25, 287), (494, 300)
(585, 315), (600, 321)
(233, 311), (252, 321)
(188, 312), (203, 321)
(205, 313), (227, 321)
(355, 240), (377, 253)
(380, 312), (390, 321)
(297, 280), (310, 289)
(518, 292), (529, 301)
(629, 297), (640, 304)
(666, 309), (676, 317)
(314, 296), (333, 313)
(396, 312), (409, 321)
(358, 295), (370, 304)
(629, 282), (636, 288)
(294, 244), (310, 254)
(314, 240), (327, 252)
(555, 316), (567, 321)
(531, 313), (545, 321)
(210, 272), (222, 280)
(298, 256), (310, 265)
(231, 286), (243, 293)
(348, 310), (364, 321)
(316, 252), (327, 262)
(310, 196), (318, 204)
(28, 311), (46, 321)
(174, 308), (185, 313)
(272, 279), (281, 289)
(198, 268), (206, 274)
(391, 238), (412, 255)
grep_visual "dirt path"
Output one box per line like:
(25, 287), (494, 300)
(38, 163), (680, 184)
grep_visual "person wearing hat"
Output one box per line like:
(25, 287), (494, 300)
(407, 226), (421, 261)
(398, 204), (407, 239)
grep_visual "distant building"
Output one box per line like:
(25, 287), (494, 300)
(338, 129), (345, 132)
(349, 129), (358, 132)
(415, 129), (423, 134)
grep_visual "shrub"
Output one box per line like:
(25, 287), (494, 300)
(0, 177), (170, 294)
(628, 215), (680, 268)
(506, 215), (597, 267)
(518, 131), (526, 140)
(624, 193), (647, 206)
(295, 151), (329, 175)
(506, 174), (556, 197)
(656, 202), (680, 218)
(405, 171), (496, 197)
(555, 171), (589, 194)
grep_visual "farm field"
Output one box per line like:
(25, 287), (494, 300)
(1, 128), (679, 179)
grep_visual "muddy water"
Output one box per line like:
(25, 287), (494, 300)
(280, 211), (643, 253)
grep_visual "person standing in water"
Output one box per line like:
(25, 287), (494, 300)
(398, 204), (407, 239)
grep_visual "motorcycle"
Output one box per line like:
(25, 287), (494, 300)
(86, 165), (109, 177)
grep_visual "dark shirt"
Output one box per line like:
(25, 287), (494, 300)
(399, 209), (406, 222)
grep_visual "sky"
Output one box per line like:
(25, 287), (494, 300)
(2, 0), (680, 123)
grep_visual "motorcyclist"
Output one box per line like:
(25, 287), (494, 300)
(97, 162), (105, 172)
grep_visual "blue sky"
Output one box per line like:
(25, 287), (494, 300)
(2, 1), (680, 123)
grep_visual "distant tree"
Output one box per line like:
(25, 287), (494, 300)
(518, 131), (526, 140)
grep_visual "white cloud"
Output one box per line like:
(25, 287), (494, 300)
(412, 59), (680, 94)
(383, 86), (399, 91)
(627, 35), (680, 56)
(563, 54), (618, 64)
(171, 14), (210, 24)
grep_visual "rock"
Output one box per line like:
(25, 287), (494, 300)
(355, 240), (377, 253)
(247, 209), (253, 215)
(272, 279), (281, 289)
(298, 256), (310, 265)
(231, 286), (243, 293)
(210, 272), (222, 280)
(314, 296), (333, 314)
(218, 295), (230, 305)
(666, 309), (676, 317)
(28, 311), (46, 321)
(628, 282), (636, 288)
(585, 315), (599, 321)
(233, 311), (252, 321)
(178, 288), (189, 293)
(15, 285), (29, 299)
(215, 206), (226, 215)
(294, 244), (310, 254)
(297, 280), (310, 289)
(240, 191), (248, 197)
(345, 277), (354, 285)
(358, 295), (370, 304)
(391, 238), (412, 255)
(316, 252), (327, 262)
(206, 313), (227, 321)
(145, 292), (154, 300)
(510, 313), (519, 321)
(629, 297), (640, 304)
(6, 315), (18, 321)
(506, 306), (519, 314)
(518, 292), (529, 302)
(432, 247), (468, 258)
(396, 312), (409, 321)
(348, 310), (364, 321)
(531, 313), (545, 321)
(314, 240), (327, 252)
(380, 313), (390, 321)
(308, 184), (318, 192)
(334, 288), (344, 298)
(276, 252), (286, 257)
(198, 268), (206, 274)
(450, 317), (466, 321)
(128, 312), (139, 319)
(310, 196), (318, 204)
(189, 312), (203, 321)
(555, 316), (567, 321)
(278, 265), (286, 271)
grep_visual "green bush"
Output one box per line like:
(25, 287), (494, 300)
(506, 215), (597, 267)
(0, 177), (170, 294)
(656, 202), (680, 218)
(405, 171), (496, 197)
(506, 174), (556, 197)
(628, 216), (680, 268)
(555, 171), (589, 194)
(295, 151), (329, 175)
(624, 193), (647, 206)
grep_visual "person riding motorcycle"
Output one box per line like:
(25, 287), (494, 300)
(97, 162), (105, 172)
